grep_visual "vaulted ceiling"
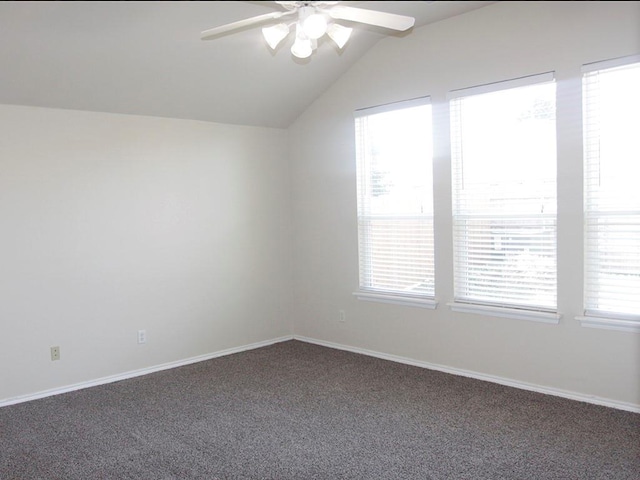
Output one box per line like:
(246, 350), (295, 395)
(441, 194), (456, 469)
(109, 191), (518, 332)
(0, 1), (495, 128)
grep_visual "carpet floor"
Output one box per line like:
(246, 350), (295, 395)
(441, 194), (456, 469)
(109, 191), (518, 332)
(1, 340), (639, 479)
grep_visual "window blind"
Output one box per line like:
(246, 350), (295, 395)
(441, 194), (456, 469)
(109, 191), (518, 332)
(450, 75), (557, 311)
(583, 57), (640, 320)
(355, 97), (434, 298)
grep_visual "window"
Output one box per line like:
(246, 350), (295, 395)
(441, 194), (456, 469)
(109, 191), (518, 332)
(449, 73), (559, 321)
(581, 56), (640, 332)
(354, 97), (435, 308)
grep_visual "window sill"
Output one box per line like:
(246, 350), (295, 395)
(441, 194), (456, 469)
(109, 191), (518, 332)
(576, 316), (640, 333)
(447, 302), (561, 324)
(353, 291), (437, 309)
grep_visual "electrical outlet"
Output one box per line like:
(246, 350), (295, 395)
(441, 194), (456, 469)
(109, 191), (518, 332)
(50, 346), (60, 361)
(339, 310), (346, 322)
(137, 329), (147, 344)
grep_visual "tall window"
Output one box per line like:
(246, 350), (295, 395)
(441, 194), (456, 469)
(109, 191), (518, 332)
(354, 97), (435, 307)
(450, 73), (558, 316)
(582, 56), (640, 331)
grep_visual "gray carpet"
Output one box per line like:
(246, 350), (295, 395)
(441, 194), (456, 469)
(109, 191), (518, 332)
(1, 340), (639, 479)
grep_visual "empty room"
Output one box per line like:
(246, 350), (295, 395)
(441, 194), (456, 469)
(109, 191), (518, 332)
(1, 1), (639, 478)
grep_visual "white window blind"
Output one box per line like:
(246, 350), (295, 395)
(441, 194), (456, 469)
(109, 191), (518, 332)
(450, 73), (557, 312)
(355, 97), (434, 299)
(583, 57), (640, 322)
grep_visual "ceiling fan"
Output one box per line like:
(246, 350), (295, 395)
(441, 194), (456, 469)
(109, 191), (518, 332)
(200, 1), (416, 60)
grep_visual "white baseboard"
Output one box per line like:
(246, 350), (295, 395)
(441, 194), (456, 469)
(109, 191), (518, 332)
(294, 335), (640, 414)
(0, 335), (294, 408)
(4, 334), (638, 414)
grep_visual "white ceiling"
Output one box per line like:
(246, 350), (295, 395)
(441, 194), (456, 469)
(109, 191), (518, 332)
(0, 1), (495, 128)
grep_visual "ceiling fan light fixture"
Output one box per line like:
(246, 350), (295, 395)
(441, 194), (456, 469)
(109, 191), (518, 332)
(201, 2), (416, 62)
(262, 23), (290, 49)
(327, 23), (352, 49)
(302, 13), (328, 40)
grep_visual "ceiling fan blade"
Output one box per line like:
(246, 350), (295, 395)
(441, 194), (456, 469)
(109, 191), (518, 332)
(327, 6), (415, 32)
(201, 11), (294, 40)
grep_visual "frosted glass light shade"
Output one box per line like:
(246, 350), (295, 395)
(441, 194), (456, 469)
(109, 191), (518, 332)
(262, 23), (290, 49)
(327, 23), (352, 49)
(302, 13), (327, 40)
(291, 38), (312, 58)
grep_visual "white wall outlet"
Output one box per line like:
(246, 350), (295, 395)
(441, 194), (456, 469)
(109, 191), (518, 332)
(137, 329), (147, 344)
(50, 346), (60, 361)
(339, 310), (346, 322)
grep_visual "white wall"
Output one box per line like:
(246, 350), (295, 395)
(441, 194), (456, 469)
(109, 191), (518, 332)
(290, 1), (640, 408)
(0, 105), (292, 402)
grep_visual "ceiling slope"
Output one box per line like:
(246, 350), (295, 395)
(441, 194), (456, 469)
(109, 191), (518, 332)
(0, 1), (494, 128)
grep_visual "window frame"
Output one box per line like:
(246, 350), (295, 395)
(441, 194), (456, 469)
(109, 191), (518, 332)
(353, 96), (437, 309)
(577, 55), (640, 333)
(447, 72), (561, 323)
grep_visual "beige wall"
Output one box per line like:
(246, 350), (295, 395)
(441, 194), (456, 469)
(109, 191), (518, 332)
(290, 1), (640, 408)
(0, 106), (292, 401)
